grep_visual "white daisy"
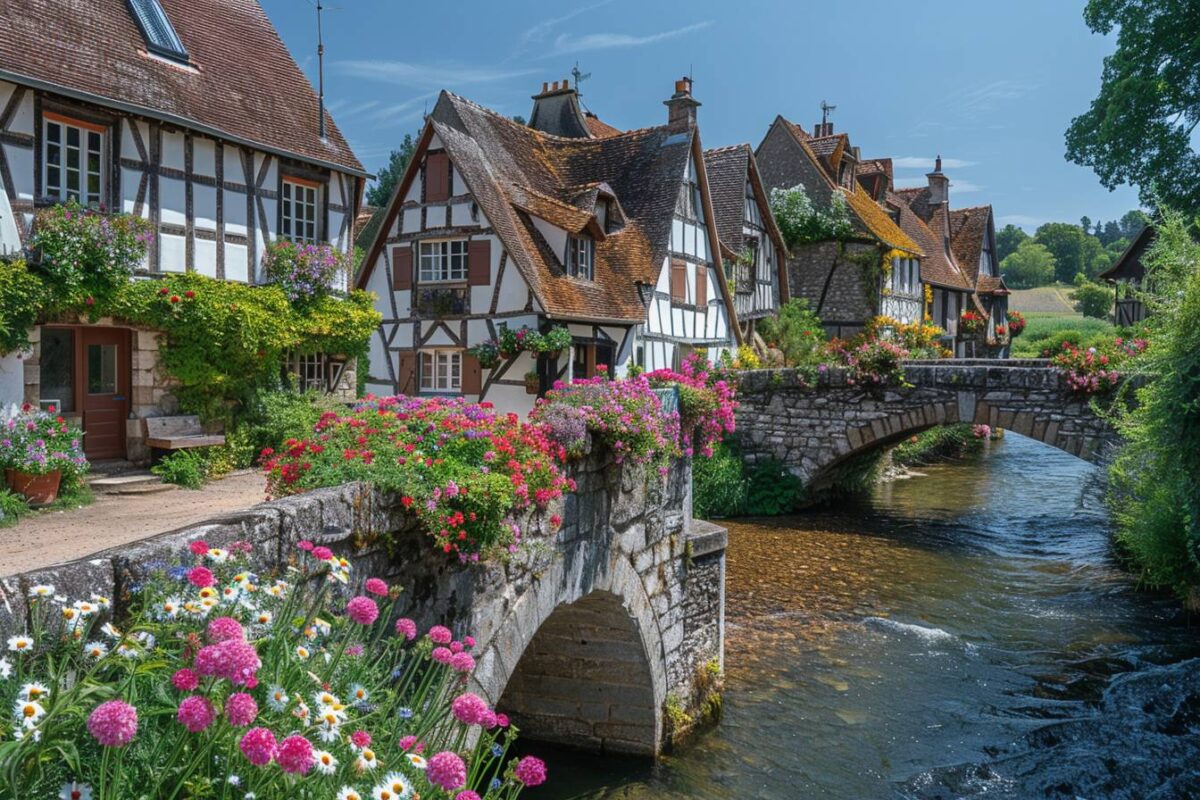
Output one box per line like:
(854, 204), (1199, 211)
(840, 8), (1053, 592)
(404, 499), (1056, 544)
(90, 594), (112, 610)
(226, 775), (240, 787)
(19, 682), (49, 701)
(158, 597), (182, 619)
(314, 750), (338, 775)
(378, 772), (412, 799)
(72, 600), (99, 616)
(313, 690), (340, 707)
(83, 641), (108, 659)
(404, 753), (426, 771)
(253, 610), (273, 626)
(27, 584), (54, 599)
(99, 622), (121, 639)
(355, 748), (379, 771)
(58, 781), (92, 800)
(317, 725), (341, 743)
(349, 684), (369, 703)
(14, 698), (46, 723)
(336, 789), (363, 800)
(206, 547), (229, 563)
(369, 787), (396, 800)
(7, 635), (34, 653)
(295, 645), (311, 661)
(220, 586), (240, 604)
(266, 685), (289, 712)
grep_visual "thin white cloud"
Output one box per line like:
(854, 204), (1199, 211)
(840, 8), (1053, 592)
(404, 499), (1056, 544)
(998, 214), (1044, 229)
(334, 60), (535, 90)
(365, 94), (437, 125)
(518, 1), (613, 49)
(891, 156), (976, 169)
(548, 21), (713, 56)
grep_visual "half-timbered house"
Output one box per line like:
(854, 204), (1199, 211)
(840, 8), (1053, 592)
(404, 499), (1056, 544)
(756, 115), (924, 338)
(357, 79), (738, 416)
(0, 0), (365, 460)
(703, 144), (789, 341)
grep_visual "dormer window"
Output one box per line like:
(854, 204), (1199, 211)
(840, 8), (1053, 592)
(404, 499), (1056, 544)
(567, 235), (594, 281)
(128, 0), (189, 64)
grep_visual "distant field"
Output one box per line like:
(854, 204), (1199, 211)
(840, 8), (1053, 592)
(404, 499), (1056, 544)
(1008, 285), (1079, 314)
(1011, 311), (1114, 357)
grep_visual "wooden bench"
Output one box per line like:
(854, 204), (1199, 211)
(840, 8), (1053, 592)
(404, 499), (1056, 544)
(145, 415), (225, 452)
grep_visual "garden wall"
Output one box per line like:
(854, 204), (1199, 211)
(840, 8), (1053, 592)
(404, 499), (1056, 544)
(0, 448), (726, 756)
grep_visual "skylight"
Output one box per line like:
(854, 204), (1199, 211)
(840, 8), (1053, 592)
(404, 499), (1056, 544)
(127, 0), (189, 63)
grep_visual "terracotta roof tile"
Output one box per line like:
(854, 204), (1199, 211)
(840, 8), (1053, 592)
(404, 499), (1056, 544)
(886, 191), (972, 290)
(703, 145), (752, 256)
(843, 185), (922, 255)
(0, 0), (363, 174)
(584, 113), (623, 138)
(948, 205), (990, 283)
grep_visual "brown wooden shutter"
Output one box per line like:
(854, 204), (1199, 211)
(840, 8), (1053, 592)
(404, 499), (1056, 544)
(695, 263), (708, 307)
(461, 354), (482, 395)
(397, 352), (417, 396)
(467, 240), (491, 286)
(425, 153), (450, 202)
(392, 245), (413, 290)
(670, 258), (687, 302)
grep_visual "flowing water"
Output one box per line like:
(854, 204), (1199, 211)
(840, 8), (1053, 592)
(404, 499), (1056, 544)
(535, 433), (1200, 799)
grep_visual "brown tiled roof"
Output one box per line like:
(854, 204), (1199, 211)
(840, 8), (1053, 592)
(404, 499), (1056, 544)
(0, 0), (363, 175)
(366, 91), (707, 323)
(703, 146), (752, 256)
(844, 185), (921, 255)
(887, 191), (972, 290)
(976, 275), (1009, 295)
(857, 158), (893, 180)
(948, 205), (991, 283)
(806, 134), (845, 159)
(584, 112), (623, 139)
(784, 119), (812, 142)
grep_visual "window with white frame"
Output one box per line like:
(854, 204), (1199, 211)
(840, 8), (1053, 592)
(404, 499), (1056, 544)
(44, 117), (105, 206)
(281, 178), (319, 243)
(420, 349), (462, 392)
(567, 235), (594, 280)
(419, 240), (469, 283)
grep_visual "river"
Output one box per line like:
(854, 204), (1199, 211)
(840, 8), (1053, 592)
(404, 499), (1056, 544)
(536, 433), (1200, 799)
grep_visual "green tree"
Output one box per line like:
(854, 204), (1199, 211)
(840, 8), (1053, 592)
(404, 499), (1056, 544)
(1081, 215), (1093, 235)
(1000, 240), (1056, 288)
(1100, 220), (1123, 246)
(365, 133), (417, 207)
(1035, 222), (1090, 283)
(1120, 209), (1152, 239)
(1065, 0), (1200, 214)
(996, 224), (1029, 262)
(1070, 280), (1113, 319)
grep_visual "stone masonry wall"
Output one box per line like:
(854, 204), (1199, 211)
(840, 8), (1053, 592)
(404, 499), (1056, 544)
(0, 446), (726, 757)
(787, 240), (877, 338)
(735, 361), (1124, 490)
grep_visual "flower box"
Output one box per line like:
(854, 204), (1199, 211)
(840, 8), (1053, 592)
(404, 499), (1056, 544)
(524, 371), (541, 394)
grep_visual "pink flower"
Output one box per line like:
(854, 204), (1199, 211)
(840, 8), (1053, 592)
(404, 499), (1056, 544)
(427, 751), (467, 791)
(398, 734), (418, 751)
(177, 695), (215, 733)
(456, 793), (482, 800)
(395, 618), (417, 640)
(451, 692), (491, 726)
(87, 699), (138, 747)
(189, 540), (209, 555)
(450, 640), (464, 654)
(495, 712), (509, 728)
(432, 646), (453, 664)
(428, 625), (452, 644)
(365, 577), (389, 596)
(345, 596), (379, 626)
(514, 755), (548, 786)
(463, 635), (475, 648)
(350, 729), (372, 749)
(194, 639), (261, 686)
(276, 734), (315, 775)
(206, 616), (245, 643)
(311, 546), (333, 561)
(171, 668), (199, 692)
(225, 693), (258, 727)
(297, 540), (314, 552)
(239, 727), (277, 766)
(187, 566), (215, 588)
(450, 652), (475, 673)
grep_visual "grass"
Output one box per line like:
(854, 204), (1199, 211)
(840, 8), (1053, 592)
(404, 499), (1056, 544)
(1011, 312), (1115, 358)
(1008, 284), (1080, 314)
(891, 424), (982, 467)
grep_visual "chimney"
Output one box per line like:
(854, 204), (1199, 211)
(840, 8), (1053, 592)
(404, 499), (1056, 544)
(927, 154), (949, 205)
(529, 78), (592, 138)
(665, 76), (700, 131)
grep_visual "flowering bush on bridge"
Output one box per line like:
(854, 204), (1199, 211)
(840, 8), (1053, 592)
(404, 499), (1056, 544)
(826, 337), (910, 392)
(0, 542), (546, 799)
(262, 396), (572, 559)
(645, 354), (738, 457)
(1052, 336), (1148, 395)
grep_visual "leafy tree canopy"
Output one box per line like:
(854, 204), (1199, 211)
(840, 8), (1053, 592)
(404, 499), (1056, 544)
(996, 223), (1030, 262)
(1035, 222), (1091, 283)
(365, 133), (418, 207)
(1000, 240), (1056, 288)
(1065, 0), (1200, 214)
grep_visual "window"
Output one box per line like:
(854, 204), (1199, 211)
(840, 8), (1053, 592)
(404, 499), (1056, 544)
(40, 328), (76, 413)
(87, 343), (117, 395)
(420, 349), (462, 392)
(44, 116), (104, 206)
(286, 352), (332, 393)
(419, 240), (469, 283)
(128, 0), (189, 63)
(281, 179), (319, 243)
(567, 235), (594, 280)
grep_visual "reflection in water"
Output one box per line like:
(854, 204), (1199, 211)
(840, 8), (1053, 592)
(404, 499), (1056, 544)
(532, 434), (1200, 799)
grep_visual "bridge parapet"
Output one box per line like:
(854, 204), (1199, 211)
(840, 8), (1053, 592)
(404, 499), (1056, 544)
(735, 361), (1125, 490)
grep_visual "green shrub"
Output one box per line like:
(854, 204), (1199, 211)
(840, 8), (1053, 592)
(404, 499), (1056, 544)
(757, 298), (827, 366)
(770, 185), (854, 249)
(0, 489), (29, 526)
(238, 387), (343, 460)
(692, 440), (746, 518)
(151, 450), (207, 489)
(744, 458), (806, 514)
(1010, 314), (1114, 357)
(0, 258), (44, 354)
(1070, 281), (1114, 319)
(891, 424), (981, 467)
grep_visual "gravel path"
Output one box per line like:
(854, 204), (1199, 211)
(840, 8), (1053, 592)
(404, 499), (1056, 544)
(0, 471), (268, 577)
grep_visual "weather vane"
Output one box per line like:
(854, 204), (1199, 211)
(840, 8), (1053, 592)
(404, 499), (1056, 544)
(571, 62), (591, 96)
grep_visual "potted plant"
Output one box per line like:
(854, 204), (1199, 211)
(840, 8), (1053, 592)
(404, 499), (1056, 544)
(524, 370), (541, 394)
(1, 404), (89, 505)
(540, 326), (572, 359)
(468, 339), (501, 368)
(1006, 310), (1027, 338)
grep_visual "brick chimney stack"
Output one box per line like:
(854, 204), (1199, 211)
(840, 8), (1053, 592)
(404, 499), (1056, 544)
(927, 154), (949, 205)
(665, 76), (700, 131)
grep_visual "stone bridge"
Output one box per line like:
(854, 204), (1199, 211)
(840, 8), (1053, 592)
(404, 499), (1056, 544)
(0, 451), (725, 757)
(736, 359), (1127, 491)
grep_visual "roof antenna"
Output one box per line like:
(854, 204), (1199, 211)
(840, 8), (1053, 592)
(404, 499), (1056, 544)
(316, 0), (326, 140)
(571, 62), (591, 98)
(820, 99), (836, 129)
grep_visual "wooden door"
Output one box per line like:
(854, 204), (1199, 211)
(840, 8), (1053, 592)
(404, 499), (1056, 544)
(79, 327), (130, 460)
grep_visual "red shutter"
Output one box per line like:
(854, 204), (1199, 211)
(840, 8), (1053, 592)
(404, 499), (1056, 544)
(392, 245), (413, 290)
(695, 264), (708, 307)
(397, 352), (417, 396)
(467, 240), (491, 286)
(461, 354), (482, 395)
(425, 153), (450, 202)
(671, 258), (687, 302)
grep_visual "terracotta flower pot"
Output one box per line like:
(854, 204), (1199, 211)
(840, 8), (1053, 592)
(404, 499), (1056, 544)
(524, 374), (541, 394)
(6, 468), (62, 505)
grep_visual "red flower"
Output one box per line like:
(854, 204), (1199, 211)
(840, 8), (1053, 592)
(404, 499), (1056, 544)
(170, 295), (181, 304)
(158, 287), (170, 296)
(85, 296), (95, 306)
(184, 290), (196, 299)
(401, 496), (414, 508)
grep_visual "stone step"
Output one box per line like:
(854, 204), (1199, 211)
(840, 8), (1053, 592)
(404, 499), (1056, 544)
(88, 472), (172, 495)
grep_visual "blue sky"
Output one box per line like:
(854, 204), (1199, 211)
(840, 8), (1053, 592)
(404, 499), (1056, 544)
(260, 0), (1142, 232)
